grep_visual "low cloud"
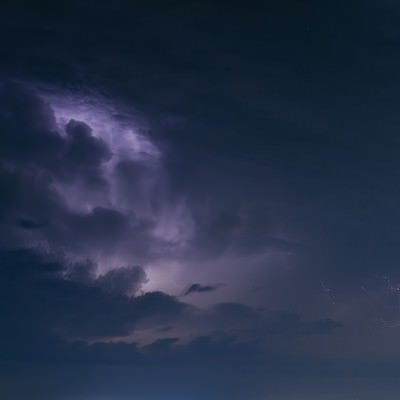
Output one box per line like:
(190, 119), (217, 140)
(182, 283), (222, 296)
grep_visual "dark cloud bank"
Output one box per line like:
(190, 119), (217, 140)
(0, 82), (344, 399)
(2, 1), (400, 399)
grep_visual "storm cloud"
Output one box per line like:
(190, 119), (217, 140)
(1, 1), (400, 399)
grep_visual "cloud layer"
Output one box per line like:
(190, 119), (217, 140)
(2, 1), (400, 397)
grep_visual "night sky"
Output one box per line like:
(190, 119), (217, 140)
(1, 1), (400, 399)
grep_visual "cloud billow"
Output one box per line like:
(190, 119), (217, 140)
(0, 81), (346, 400)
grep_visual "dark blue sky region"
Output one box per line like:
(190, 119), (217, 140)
(1, 1), (400, 399)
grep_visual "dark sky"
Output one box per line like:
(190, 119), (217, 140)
(1, 1), (400, 399)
